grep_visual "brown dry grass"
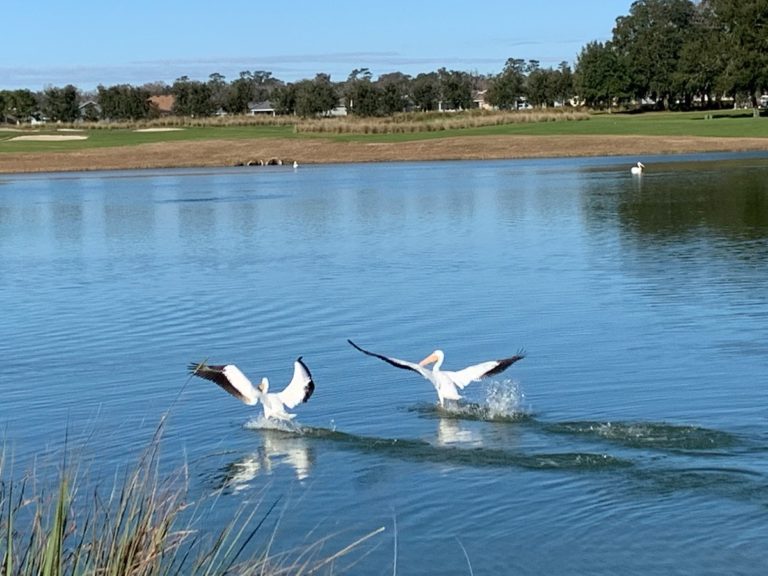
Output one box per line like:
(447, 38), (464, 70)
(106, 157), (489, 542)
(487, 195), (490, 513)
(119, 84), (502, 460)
(3, 134), (768, 173)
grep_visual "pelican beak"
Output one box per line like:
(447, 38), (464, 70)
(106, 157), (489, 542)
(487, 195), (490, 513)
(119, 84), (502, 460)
(419, 353), (438, 367)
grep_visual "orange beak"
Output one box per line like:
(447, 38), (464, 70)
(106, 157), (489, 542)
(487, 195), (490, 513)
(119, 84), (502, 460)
(419, 353), (439, 367)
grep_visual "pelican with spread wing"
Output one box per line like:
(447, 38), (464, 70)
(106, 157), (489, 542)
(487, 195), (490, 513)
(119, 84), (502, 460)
(188, 357), (315, 421)
(347, 339), (524, 407)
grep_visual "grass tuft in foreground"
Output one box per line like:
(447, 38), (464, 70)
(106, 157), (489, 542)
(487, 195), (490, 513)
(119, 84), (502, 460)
(0, 423), (383, 575)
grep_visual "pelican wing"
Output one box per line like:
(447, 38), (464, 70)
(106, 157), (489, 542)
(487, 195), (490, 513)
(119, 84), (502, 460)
(188, 362), (258, 405)
(277, 357), (315, 409)
(445, 351), (525, 389)
(347, 339), (431, 379)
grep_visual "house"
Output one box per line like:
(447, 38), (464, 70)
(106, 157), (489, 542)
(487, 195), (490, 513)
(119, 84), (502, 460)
(472, 90), (495, 111)
(79, 100), (101, 120)
(248, 101), (276, 116)
(148, 94), (175, 116)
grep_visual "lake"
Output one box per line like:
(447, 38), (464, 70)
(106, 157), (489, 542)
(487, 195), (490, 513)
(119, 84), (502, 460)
(1, 154), (767, 574)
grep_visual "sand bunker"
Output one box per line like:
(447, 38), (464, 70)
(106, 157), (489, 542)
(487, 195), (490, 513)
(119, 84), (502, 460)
(10, 134), (88, 141)
(134, 127), (184, 132)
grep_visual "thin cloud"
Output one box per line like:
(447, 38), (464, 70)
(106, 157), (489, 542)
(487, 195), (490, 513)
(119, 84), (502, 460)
(0, 47), (582, 90)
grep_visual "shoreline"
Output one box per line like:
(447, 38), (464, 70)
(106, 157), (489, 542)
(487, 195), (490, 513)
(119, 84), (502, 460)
(2, 134), (768, 174)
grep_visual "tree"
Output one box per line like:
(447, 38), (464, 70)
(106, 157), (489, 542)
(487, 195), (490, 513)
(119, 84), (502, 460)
(377, 72), (411, 114)
(97, 84), (150, 120)
(272, 83), (296, 114)
(611, 0), (697, 108)
(171, 77), (214, 117)
(6, 89), (38, 121)
(526, 68), (551, 107)
(345, 78), (381, 116)
(486, 58), (527, 110)
(251, 70), (276, 103)
(43, 84), (80, 122)
(706, 0), (768, 108)
(555, 62), (575, 106)
(674, 1), (725, 108)
(411, 73), (440, 111)
(226, 71), (255, 114)
(344, 68), (381, 116)
(207, 73), (228, 113)
(438, 68), (472, 110)
(574, 41), (629, 109)
(293, 74), (338, 117)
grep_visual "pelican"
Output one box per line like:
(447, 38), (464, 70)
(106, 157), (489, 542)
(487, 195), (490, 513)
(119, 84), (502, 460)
(188, 357), (315, 421)
(630, 161), (645, 175)
(347, 340), (524, 407)
(293, 160), (299, 169)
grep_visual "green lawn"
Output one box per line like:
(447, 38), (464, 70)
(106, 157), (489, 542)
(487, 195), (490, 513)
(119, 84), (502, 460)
(2, 110), (767, 153)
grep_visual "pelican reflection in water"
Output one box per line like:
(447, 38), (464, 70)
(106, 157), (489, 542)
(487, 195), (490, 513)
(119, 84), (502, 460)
(218, 430), (314, 491)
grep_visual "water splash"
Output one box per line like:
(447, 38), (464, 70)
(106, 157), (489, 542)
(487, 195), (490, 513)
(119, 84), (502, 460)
(484, 379), (527, 419)
(244, 416), (299, 433)
(410, 379), (530, 423)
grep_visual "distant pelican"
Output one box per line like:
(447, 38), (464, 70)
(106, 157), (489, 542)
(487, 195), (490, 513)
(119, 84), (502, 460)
(631, 161), (645, 175)
(188, 357), (315, 421)
(293, 160), (299, 169)
(347, 340), (524, 407)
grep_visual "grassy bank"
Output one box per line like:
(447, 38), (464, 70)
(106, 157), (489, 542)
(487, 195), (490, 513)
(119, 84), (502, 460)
(2, 109), (768, 173)
(2, 109), (767, 155)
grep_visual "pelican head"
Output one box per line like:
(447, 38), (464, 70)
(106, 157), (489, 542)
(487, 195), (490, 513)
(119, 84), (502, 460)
(419, 349), (445, 370)
(258, 377), (269, 393)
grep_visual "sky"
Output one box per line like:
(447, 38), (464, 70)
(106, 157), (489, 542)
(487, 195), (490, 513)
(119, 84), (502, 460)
(2, 0), (636, 91)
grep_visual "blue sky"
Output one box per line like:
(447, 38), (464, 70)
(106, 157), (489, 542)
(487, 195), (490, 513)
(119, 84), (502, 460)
(2, 0), (635, 91)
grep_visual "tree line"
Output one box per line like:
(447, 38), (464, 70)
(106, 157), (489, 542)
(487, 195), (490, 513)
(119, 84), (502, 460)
(1, 0), (766, 123)
(577, 0), (768, 110)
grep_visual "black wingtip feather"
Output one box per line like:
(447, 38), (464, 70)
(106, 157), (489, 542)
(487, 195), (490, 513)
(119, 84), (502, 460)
(188, 361), (205, 375)
(485, 350), (526, 377)
(303, 379), (315, 403)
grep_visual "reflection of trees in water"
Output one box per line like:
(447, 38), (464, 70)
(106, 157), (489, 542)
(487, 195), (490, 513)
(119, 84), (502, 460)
(580, 162), (768, 323)
(584, 163), (768, 262)
(623, 168), (767, 241)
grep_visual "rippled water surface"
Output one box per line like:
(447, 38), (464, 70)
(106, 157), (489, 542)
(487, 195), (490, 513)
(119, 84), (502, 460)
(2, 155), (768, 574)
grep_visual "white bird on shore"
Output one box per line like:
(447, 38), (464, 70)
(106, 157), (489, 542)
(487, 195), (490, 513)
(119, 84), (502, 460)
(347, 339), (524, 407)
(631, 161), (645, 175)
(188, 357), (315, 421)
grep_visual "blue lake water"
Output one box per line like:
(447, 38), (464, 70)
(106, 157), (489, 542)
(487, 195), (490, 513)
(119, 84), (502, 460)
(1, 154), (768, 574)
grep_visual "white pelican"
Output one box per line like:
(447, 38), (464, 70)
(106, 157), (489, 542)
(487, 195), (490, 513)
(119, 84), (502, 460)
(188, 357), (315, 421)
(293, 160), (299, 169)
(630, 161), (645, 175)
(347, 340), (525, 407)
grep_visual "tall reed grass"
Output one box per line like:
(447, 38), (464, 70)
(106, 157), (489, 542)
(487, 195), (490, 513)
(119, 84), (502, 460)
(0, 422), (384, 575)
(295, 109), (590, 134)
(38, 109), (588, 133)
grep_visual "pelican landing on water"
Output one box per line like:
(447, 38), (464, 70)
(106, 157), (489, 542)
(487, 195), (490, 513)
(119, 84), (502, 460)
(347, 339), (525, 407)
(188, 357), (315, 421)
(631, 161), (645, 175)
